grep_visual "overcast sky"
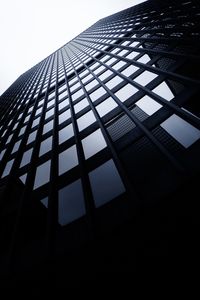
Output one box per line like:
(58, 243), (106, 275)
(0, 0), (146, 95)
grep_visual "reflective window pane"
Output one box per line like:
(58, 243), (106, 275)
(2, 159), (14, 178)
(96, 97), (118, 117)
(59, 109), (71, 125)
(90, 86), (106, 102)
(59, 145), (78, 175)
(82, 129), (107, 159)
(59, 123), (74, 144)
(58, 179), (86, 226)
(20, 149), (33, 167)
(105, 75), (123, 89)
(89, 159), (125, 207)
(39, 136), (52, 156)
(77, 110), (96, 131)
(136, 95), (162, 115)
(34, 160), (51, 189)
(153, 82), (174, 101)
(115, 84), (138, 102)
(74, 98), (88, 113)
(43, 120), (54, 134)
(134, 71), (157, 86)
(161, 114), (200, 148)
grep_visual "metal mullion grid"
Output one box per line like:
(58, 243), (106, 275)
(46, 51), (60, 252)
(73, 39), (200, 129)
(0, 61), (47, 147)
(68, 42), (186, 173)
(0, 63), (45, 140)
(77, 31), (200, 52)
(3, 56), (55, 269)
(76, 33), (200, 61)
(0, 63), (44, 129)
(60, 47), (96, 235)
(65, 45), (138, 200)
(0, 59), (51, 179)
(21, 54), (56, 195)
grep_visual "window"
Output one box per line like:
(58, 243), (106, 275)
(74, 98), (89, 113)
(152, 82), (174, 101)
(39, 136), (52, 156)
(137, 54), (151, 63)
(81, 73), (93, 84)
(34, 160), (51, 189)
(161, 114), (200, 148)
(105, 76), (123, 89)
(85, 79), (98, 91)
(90, 86), (106, 102)
(93, 65), (106, 75)
(58, 179), (86, 226)
(45, 108), (54, 119)
(126, 51), (138, 59)
(70, 81), (81, 92)
(72, 88), (84, 101)
(136, 95), (162, 115)
(58, 90), (68, 101)
(19, 126), (26, 137)
(59, 145), (78, 175)
(32, 117), (40, 128)
(27, 131), (37, 144)
(43, 120), (54, 134)
(89, 159), (125, 207)
(0, 149), (6, 161)
(134, 71), (158, 86)
(59, 124), (74, 144)
(2, 159), (14, 178)
(82, 129), (107, 159)
(77, 110), (96, 131)
(99, 70), (113, 81)
(121, 65), (139, 77)
(112, 61), (126, 70)
(20, 149), (33, 167)
(11, 140), (21, 154)
(96, 97), (118, 117)
(115, 83), (138, 102)
(59, 109), (71, 125)
(59, 99), (69, 111)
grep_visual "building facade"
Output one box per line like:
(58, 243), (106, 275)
(0, 0), (200, 279)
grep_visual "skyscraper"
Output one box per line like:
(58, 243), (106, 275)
(0, 0), (200, 281)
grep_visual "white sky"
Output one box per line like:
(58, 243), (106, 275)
(0, 0), (146, 95)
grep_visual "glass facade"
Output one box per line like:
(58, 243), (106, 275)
(0, 0), (200, 276)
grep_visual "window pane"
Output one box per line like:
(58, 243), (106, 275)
(39, 136), (52, 156)
(82, 129), (107, 159)
(58, 179), (86, 226)
(96, 97), (117, 117)
(59, 145), (78, 175)
(74, 98), (88, 113)
(43, 120), (54, 134)
(136, 95), (162, 115)
(2, 159), (14, 178)
(152, 82), (174, 101)
(90, 86), (106, 102)
(59, 109), (71, 125)
(121, 65), (139, 77)
(59, 124), (74, 144)
(115, 84), (138, 102)
(27, 131), (37, 144)
(77, 110), (96, 131)
(20, 149), (32, 167)
(105, 76), (123, 89)
(161, 114), (200, 148)
(89, 159), (125, 207)
(134, 71), (157, 86)
(34, 160), (51, 189)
